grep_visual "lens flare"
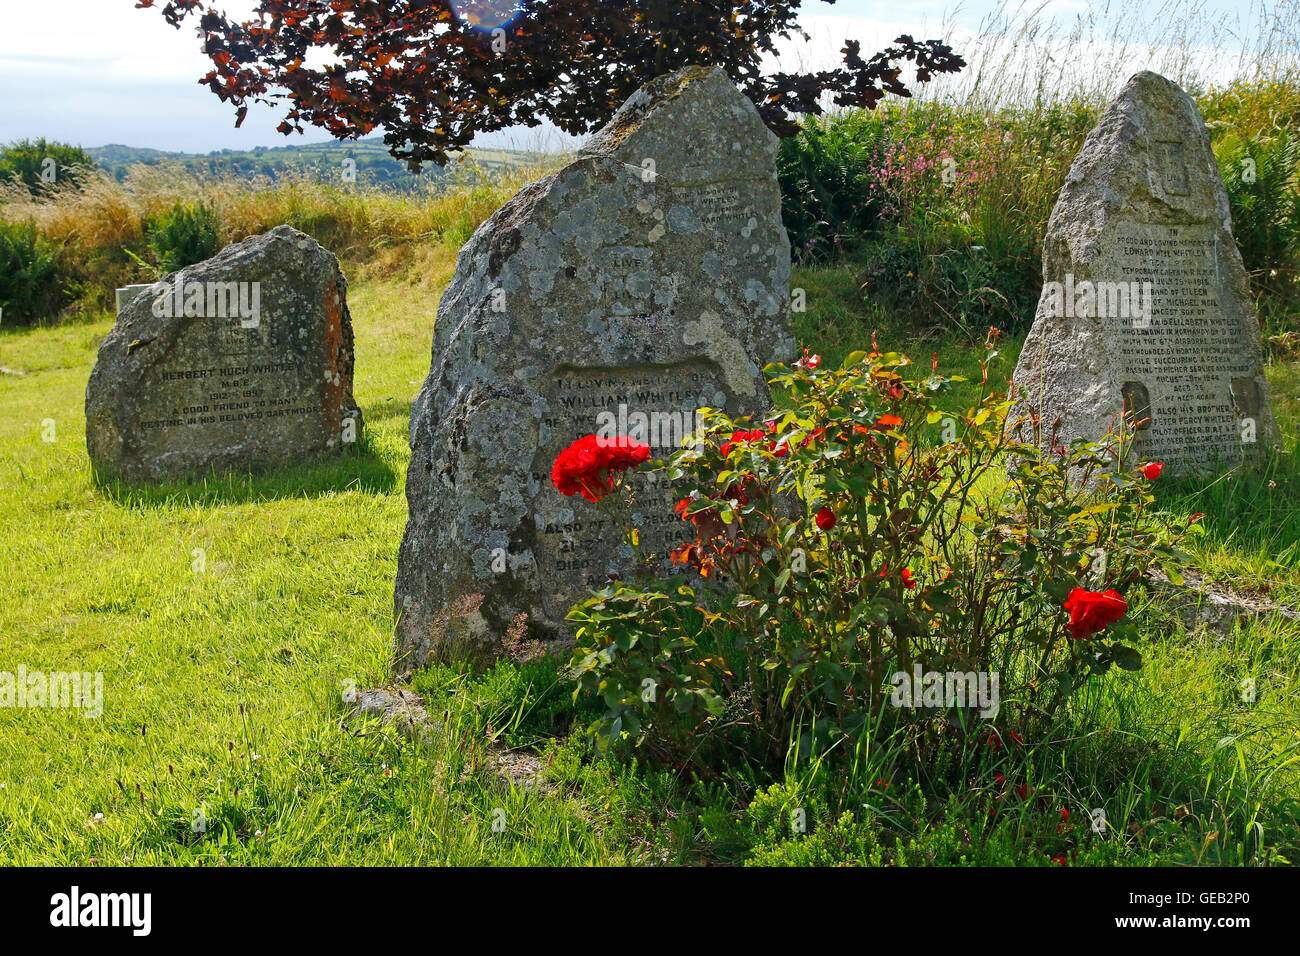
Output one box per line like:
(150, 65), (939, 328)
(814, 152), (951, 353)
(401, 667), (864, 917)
(451, 0), (524, 32)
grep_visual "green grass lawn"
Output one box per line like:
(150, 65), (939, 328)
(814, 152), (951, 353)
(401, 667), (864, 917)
(1, 265), (1297, 865)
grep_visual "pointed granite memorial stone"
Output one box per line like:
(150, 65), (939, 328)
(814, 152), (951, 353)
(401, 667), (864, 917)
(1010, 71), (1278, 476)
(394, 65), (795, 669)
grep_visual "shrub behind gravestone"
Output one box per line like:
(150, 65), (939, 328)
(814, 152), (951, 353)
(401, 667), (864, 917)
(148, 201), (221, 273)
(776, 112), (882, 263)
(1217, 127), (1300, 322)
(0, 218), (68, 324)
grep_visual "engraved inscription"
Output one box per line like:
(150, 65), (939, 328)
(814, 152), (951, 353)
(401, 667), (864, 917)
(1109, 223), (1246, 464)
(694, 182), (743, 234)
(1154, 140), (1190, 196)
(139, 339), (316, 433)
(530, 362), (722, 618)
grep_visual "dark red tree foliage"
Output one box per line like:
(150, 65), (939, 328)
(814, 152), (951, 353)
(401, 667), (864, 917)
(136, 0), (965, 169)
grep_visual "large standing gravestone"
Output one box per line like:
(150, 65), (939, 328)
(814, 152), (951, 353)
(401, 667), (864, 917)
(394, 65), (795, 669)
(87, 225), (362, 480)
(1010, 71), (1278, 475)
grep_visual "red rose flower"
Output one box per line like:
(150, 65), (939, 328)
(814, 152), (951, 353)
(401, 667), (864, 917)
(800, 426), (826, 449)
(1063, 587), (1127, 640)
(720, 428), (766, 457)
(1143, 461), (1164, 480)
(551, 434), (650, 503)
(814, 507), (836, 530)
(878, 565), (915, 589)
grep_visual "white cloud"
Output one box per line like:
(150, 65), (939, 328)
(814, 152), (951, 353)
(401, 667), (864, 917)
(0, 0), (1282, 154)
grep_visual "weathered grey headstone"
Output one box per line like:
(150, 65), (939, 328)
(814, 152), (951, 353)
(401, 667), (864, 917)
(395, 65), (794, 669)
(115, 284), (154, 315)
(87, 225), (362, 480)
(1010, 71), (1278, 475)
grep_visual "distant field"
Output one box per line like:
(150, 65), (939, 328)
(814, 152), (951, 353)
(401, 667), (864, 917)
(87, 137), (550, 192)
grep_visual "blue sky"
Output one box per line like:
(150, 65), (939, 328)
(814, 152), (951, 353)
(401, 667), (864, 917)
(0, 0), (1270, 155)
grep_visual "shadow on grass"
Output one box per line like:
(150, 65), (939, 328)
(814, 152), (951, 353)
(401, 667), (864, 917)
(92, 438), (401, 509)
(645, 702), (1300, 865)
(359, 398), (417, 428)
(1153, 443), (1300, 561)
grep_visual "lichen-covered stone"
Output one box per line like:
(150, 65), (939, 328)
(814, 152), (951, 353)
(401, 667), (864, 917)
(1010, 71), (1278, 476)
(86, 225), (362, 481)
(394, 65), (795, 670)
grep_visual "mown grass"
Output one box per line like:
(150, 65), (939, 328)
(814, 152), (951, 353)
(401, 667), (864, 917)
(2, 260), (1297, 865)
(0, 276), (642, 865)
(1157, 362), (1300, 607)
(3, 0), (1298, 866)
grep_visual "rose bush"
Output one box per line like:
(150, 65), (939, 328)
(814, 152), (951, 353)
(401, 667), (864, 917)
(562, 341), (1197, 765)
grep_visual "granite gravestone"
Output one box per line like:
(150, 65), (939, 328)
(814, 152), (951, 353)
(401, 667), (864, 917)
(87, 225), (362, 480)
(1010, 71), (1278, 475)
(115, 284), (154, 315)
(394, 65), (795, 669)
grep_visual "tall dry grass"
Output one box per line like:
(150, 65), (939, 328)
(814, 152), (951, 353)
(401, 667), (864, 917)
(922, 0), (1300, 112)
(0, 152), (569, 320)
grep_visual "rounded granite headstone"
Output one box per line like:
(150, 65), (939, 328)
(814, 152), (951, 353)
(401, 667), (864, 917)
(394, 65), (796, 669)
(1010, 71), (1279, 476)
(86, 225), (362, 481)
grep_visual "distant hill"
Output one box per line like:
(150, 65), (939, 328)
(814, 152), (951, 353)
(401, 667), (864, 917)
(86, 136), (547, 193)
